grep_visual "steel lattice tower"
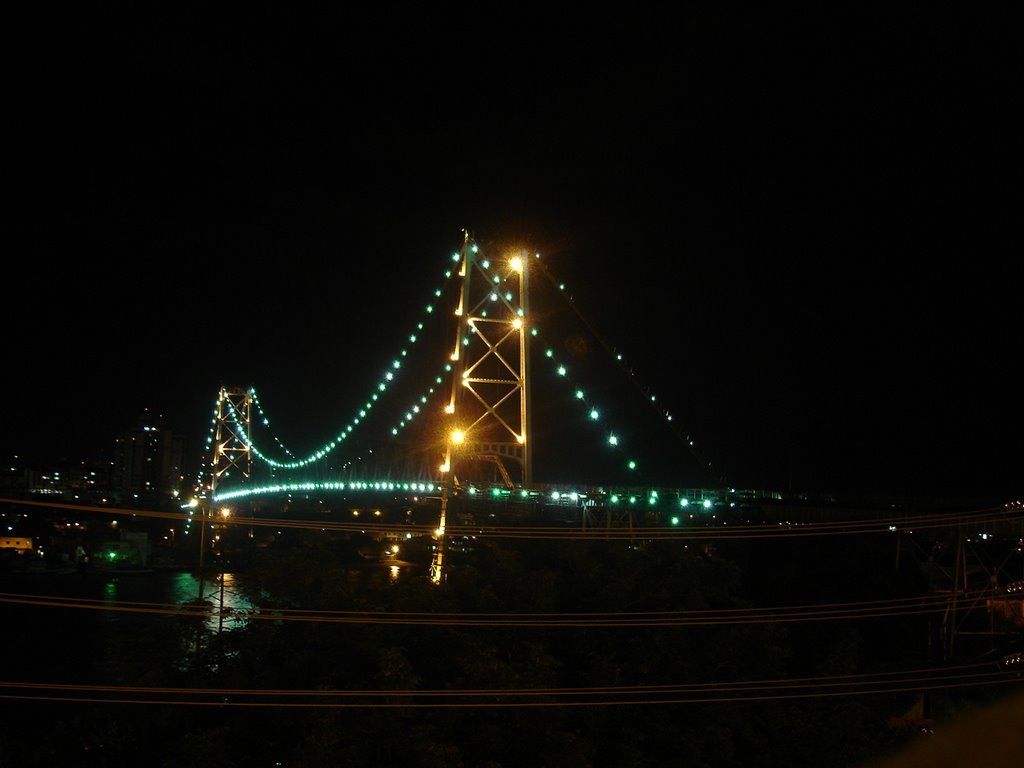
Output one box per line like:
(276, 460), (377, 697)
(431, 232), (533, 583)
(207, 386), (252, 498)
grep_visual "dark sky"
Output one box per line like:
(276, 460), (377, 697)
(5, 8), (1020, 503)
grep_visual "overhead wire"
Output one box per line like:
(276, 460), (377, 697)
(4, 242), (1019, 715)
(0, 662), (1016, 707)
(0, 585), (1001, 627)
(2, 497), (1020, 543)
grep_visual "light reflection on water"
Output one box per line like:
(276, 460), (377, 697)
(185, 572), (251, 632)
(0, 564), (412, 681)
(93, 564), (410, 633)
(98, 571), (255, 633)
(208, 573), (250, 632)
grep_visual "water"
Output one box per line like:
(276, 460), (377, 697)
(0, 561), (419, 685)
(0, 569), (253, 684)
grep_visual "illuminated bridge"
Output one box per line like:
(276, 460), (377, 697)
(183, 231), (1022, 583)
(180, 231), (766, 578)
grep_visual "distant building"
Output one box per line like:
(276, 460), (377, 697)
(1, 454), (32, 495)
(112, 409), (184, 504)
(3, 450), (112, 503)
(0, 537), (32, 552)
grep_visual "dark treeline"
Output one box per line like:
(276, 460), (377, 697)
(1, 530), (1017, 767)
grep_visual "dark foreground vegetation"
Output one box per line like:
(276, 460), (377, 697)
(1, 528), (1019, 767)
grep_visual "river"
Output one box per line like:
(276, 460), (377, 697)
(0, 561), (420, 686)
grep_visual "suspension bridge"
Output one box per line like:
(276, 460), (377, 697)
(0, 230), (1019, 717)
(180, 231), (772, 581)
(178, 230), (1022, 587)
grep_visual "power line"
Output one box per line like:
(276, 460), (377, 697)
(1, 663), (1015, 708)
(0, 587), (1000, 627)
(2, 497), (1018, 541)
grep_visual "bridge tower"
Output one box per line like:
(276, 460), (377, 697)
(190, 386), (252, 519)
(431, 231), (533, 583)
(189, 386), (252, 578)
(207, 386), (253, 498)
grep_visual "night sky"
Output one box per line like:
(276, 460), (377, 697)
(6, 8), (1019, 503)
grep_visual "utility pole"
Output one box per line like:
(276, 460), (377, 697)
(197, 502), (209, 604)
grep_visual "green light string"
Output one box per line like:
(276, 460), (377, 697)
(212, 479), (721, 513)
(350, 244), (527, 473)
(446, 245), (646, 479)
(194, 396), (220, 494)
(382, 247), (528, 440)
(461, 484), (715, 512)
(250, 388), (295, 459)
(223, 398), (292, 467)
(238, 255), (460, 470)
(201, 395), (293, 481)
(347, 247), (528, 472)
(536, 339), (643, 478)
(389, 363), (453, 437)
(183, 394), (223, 535)
(533, 257), (716, 483)
(214, 480), (441, 502)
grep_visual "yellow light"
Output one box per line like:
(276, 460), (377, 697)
(510, 256), (522, 272)
(516, 434), (525, 444)
(512, 317), (522, 329)
(440, 461), (450, 473)
(374, 510), (381, 517)
(188, 499), (199, 508)
(444, 404), (455, 414)
(391, 545), (399, 554)
(220, 508), (230, 518)
(451, 430), (465, 444)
